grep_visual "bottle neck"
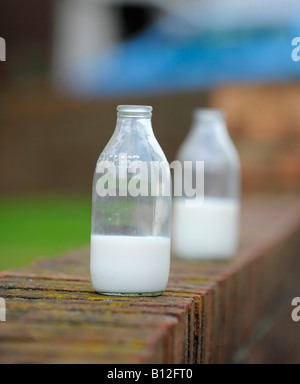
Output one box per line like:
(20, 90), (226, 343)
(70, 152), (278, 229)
(192, 110), (228, 139)
(115, 115), (154, 136)
(115, 105), (154, 136)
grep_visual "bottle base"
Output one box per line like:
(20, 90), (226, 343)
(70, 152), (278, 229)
(95, 291), (164, 297)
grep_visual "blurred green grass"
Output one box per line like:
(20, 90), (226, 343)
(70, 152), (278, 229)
(0, 195), (91, 271)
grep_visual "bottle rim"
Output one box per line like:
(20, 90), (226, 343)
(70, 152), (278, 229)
(117, 105), (153, 117)
(193, 108), (226, 122)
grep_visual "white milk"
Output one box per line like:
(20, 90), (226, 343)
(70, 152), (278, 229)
(172, 197), (240, 260)
(90, 235), (170, 294)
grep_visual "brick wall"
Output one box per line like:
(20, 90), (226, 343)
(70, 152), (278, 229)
(211, 84), (300, 193)
(0, 197), (299, 363)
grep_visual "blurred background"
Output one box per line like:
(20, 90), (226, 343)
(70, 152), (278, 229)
(1, 0), (300, 270)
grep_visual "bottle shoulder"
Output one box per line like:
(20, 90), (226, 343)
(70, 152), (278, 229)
(97, 134), (168, 165)
(177, 130), (239, 169)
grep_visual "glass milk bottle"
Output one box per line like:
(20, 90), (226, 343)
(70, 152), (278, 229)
(91, 105), (172, 296)
(172, 109), (241, 260)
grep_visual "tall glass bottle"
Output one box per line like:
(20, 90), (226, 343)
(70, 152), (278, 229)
(91, 105), (172, 296)
(172, 109), (241, 260)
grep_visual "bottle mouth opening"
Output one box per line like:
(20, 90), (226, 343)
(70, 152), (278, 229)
(117, 105), (153, 117)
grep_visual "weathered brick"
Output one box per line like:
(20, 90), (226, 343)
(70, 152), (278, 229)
(0, 197), (300, 363)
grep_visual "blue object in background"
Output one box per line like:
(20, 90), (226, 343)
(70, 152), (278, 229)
(62, 0), (300, 98)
